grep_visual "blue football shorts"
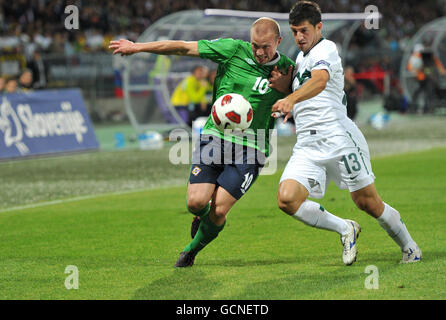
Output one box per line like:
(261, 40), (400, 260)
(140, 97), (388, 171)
(189, 134), (265, 200)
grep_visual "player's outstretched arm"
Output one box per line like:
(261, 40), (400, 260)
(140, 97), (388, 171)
(109, 39), (199, 57)
(272, 69), (329, 122)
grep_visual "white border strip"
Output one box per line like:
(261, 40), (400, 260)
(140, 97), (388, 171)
(203, 9), (381, 21)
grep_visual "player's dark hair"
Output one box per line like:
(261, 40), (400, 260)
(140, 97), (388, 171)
(289, 1), (322, 26)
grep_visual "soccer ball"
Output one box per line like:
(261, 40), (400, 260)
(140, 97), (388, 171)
(211, 93), (253, 131)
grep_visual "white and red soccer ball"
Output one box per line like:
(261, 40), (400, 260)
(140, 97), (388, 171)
(211, 93), (253, 131)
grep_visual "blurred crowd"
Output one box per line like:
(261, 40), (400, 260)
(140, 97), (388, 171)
(1, 0), (445, 109)
(0, 68), (39, 93)
(1, 0), (444, 55)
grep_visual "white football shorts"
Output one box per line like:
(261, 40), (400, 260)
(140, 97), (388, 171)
(280, 121), (375, 199)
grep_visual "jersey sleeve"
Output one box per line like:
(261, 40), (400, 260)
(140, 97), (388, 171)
(309, 41), (339, 79)
(197, 38), (239, 64)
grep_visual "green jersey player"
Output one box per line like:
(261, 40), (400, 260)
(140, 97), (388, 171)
(110, 18), (295, 267)
(198, 37), (292, 155)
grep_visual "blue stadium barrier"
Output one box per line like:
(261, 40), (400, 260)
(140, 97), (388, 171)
(0, 88), (99, 159)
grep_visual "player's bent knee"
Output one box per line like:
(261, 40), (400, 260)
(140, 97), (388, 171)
(278, 200), (293, 215)
(277, 190), (305, 216)
(213, 207), (227, 220)
(277, 180), (308, 215)
(187, 197), (209, 214)
(211, 205), (229, 222)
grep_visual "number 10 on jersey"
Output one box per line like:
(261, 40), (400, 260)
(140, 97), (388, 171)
(252, 77), (269, 94)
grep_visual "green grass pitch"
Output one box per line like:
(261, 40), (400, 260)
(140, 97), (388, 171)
(0, 147), (445, 299)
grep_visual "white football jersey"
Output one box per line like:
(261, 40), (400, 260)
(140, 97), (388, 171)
(292, 38), (348, 142)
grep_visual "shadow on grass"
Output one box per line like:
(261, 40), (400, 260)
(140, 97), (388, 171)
(199, 257), (299, 267)
(132, 270), (220, 300)
(232, 273), (356, 299)
(132, 248), (435, 299)
(232, 264), (401, 299)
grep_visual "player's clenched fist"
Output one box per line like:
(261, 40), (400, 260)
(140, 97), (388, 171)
(272, 97), (294, 122)
(269, 65), (293, 94)
(109, 39), (137, 56)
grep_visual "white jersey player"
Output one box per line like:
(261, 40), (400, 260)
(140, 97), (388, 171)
(271, 1), (421, 265)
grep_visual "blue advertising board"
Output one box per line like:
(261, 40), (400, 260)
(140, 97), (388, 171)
(0, 89), (99, 159)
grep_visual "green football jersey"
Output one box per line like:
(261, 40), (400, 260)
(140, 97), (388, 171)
(197, 38), (295, 157)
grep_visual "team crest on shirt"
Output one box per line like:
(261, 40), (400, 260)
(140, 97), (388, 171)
(296, 69), (312, 85)
(191, 166), (202, 176)
(244, 58), (255, 65)
(308, 178), (319, 189)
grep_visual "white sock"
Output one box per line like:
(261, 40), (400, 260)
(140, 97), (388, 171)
(293, 200), (350, 236)
(377, 203), (417, 251)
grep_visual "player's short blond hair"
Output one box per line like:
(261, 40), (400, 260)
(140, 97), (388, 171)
(251, 17), (281, 39)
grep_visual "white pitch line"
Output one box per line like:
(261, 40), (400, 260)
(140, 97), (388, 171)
(0, 185), (179, 214)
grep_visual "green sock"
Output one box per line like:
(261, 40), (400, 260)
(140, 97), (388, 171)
(184, 214), (225, 253)
(187, 202), (210, 217)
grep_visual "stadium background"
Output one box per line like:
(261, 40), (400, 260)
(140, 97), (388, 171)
(1, 0), (445, 125)
(0, 0), (446, 300)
